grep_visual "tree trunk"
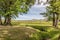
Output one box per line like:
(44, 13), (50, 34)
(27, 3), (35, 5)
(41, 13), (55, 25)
(55, 14), (59, 27)
(4, 17), (7, 25)
(53, 12), (59, 27)
(4, 15), (11, 25)
(7, 16), (11, 25)
(0, 16), (2, 25)
(53, 13), (56, 27)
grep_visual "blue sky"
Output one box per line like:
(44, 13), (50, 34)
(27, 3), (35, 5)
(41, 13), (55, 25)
(15, 0), (48, 20)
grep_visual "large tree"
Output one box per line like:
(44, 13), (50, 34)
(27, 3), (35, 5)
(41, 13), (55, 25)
(42, 0), (60, 27)
(0, 0), (35, 25)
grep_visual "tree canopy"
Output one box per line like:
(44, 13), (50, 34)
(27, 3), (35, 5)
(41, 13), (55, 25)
(0, 0), (35, 25)
(40, 0), (60, 27)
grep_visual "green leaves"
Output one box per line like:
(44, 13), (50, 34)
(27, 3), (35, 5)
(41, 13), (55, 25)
(0, 0), (35, 25)
(48, 0), (60, 14)
(0, 0), (35, 18)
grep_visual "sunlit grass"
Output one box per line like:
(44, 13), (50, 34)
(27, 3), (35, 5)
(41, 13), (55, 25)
(0, 20), (60, 40)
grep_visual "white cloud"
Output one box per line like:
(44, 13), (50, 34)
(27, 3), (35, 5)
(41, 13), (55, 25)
(16, 15), (44, 20)
(16, 0), (48, 20)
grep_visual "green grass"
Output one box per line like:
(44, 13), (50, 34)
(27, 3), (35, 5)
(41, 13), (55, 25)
(11, 20), (60, 40)
(0, 20), (60, 40)
(11, 20), (52, 26)
(0, 27), (40, 40)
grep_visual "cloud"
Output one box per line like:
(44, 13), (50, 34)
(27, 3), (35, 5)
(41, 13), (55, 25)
(15, 0), (48, 20)
(16, 14), (44, 20)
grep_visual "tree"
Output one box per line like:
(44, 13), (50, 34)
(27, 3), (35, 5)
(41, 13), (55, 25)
(43, 0), (60, 27)
(40, 0), (60, 27)
(0, 0), (35, 25)
(0, 14), (2, 25)
(0, 11), (2, 25)
(40, 13), (53, 21)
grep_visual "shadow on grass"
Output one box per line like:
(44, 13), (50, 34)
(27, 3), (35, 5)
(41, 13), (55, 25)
(26, 25), (52, 32)
(0, 27), (40, 40)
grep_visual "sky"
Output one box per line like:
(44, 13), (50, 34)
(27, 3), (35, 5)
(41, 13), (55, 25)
(15, 0), (48, 20)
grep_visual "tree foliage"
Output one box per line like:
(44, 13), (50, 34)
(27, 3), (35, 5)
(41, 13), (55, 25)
(0, 0), (35, 25)
(41, 0), (60, 27)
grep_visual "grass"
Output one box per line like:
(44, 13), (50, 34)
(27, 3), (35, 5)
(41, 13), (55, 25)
(0, 20), (60, 40)
(0, 26), (40, 40)
(11, 20), (52, 26)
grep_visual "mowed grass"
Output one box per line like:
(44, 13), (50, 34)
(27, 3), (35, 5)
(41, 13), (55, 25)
(0, 20), (60, 40)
